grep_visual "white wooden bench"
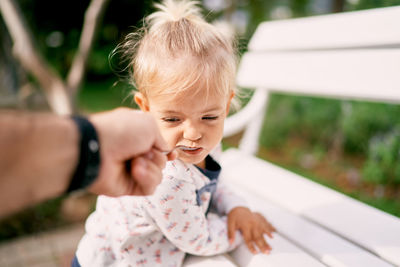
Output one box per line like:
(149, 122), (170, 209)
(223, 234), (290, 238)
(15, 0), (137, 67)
(186, 5), (400, 267)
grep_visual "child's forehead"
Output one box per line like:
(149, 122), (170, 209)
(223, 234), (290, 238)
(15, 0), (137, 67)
(148, 89), (227, 112)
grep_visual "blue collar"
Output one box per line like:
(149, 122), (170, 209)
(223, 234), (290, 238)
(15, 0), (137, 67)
(194, 155), (221, 181)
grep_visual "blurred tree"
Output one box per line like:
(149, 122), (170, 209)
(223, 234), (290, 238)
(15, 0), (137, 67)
(0, 18), (22, 108)
(0, 0), (110, 114)
(332, 0), (345, 12)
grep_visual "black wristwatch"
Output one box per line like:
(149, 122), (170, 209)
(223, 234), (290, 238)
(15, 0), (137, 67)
(66, 116), (101, 193)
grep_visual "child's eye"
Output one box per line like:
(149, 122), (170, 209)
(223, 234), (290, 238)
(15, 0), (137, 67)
(162, 117), (180, 122)
(202, 116), (219, 120)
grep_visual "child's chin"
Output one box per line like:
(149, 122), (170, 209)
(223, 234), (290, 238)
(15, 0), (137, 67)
(178, 154), (207, 165)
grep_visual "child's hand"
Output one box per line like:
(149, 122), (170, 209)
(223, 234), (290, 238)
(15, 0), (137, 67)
(227, 207), (276, 254)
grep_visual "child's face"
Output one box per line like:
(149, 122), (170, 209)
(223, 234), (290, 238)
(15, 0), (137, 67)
(135, 88), (232, 167)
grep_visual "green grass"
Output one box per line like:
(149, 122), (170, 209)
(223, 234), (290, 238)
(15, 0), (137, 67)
(0, 196), (66, 242)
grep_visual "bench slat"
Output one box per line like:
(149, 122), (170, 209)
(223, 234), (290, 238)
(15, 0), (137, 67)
(230, 235), (325, 267)
(183, 254), (237, 267)
(249, 6), (400, 51)
(237, 50), (400, 103)
(223, 88), (267, 137)
(228, 185), (393, 267)
(221, 149), (400, 266)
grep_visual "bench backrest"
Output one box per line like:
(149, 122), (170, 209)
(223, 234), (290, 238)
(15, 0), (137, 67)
(224, 5), (400, 154)
(222, 6), (400, 266)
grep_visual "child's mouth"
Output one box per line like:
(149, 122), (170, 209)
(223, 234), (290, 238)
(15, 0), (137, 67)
(177, 146), (203, 155)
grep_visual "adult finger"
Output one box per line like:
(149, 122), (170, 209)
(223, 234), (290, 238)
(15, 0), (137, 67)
(131, 156), (163, 195)
(166, 150), (178, 161)
(150, 126), (177, 161)
(143, 149), (167, 170)
(152, 125), (171, 153)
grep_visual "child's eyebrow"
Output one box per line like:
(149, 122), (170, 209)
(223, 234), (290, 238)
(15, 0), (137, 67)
(160, 106), (223, 114)
(159, 110), (180, 114)
(202, 106), (224, 113)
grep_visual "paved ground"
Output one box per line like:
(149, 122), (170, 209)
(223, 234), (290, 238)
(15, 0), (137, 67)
(0, 223), (85, 267)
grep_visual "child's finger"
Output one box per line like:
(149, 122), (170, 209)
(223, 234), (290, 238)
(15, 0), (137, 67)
(243, 229), (257, 254)
(253, 229), (271, 254)
(256, 213), (276, 237)
(263, 218), (277, 233)
(227, 219), (236, 244)
(269, 223), (277, 233)
(263, 225), (274, 238)
(264, 221), (276, 238)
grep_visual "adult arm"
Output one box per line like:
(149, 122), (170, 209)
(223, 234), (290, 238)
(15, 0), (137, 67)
(0, 108), (175, 218)
(0, 110), (78, 218)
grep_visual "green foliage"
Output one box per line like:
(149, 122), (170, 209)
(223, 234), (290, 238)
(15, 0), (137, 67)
(86, 46), (114, 76)
(340, 102), (400, 154)
(262, 94), (400, 156)
(347, 0), (400, 10)
(294, 96), (341, 144)
(290, 0), (311, 17)
(78, 79), (136, 113)
(259, 94), (299, 147)
(260, 93), (341, 149)
(362, 127), (400, 185)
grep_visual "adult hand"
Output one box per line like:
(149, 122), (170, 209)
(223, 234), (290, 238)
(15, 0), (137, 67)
(227, 206), (276, 254)
(88, 108), (177, 196)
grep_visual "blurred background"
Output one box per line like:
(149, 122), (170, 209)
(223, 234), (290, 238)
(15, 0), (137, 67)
(1, 0), (400, 246)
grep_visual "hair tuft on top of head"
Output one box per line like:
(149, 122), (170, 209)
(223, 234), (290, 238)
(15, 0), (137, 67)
(148, 0), (202, 24)
(144, 0), (222, 54)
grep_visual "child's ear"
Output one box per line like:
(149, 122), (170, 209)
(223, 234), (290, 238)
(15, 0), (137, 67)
(134, 92), (150, 111)
(226, 91), (235, 114)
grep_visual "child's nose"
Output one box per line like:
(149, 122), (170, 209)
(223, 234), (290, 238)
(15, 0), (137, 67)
(183, 122), (202, 141)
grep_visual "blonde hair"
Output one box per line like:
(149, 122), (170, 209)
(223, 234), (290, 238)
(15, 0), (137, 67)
(116, 0), (238, 104)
